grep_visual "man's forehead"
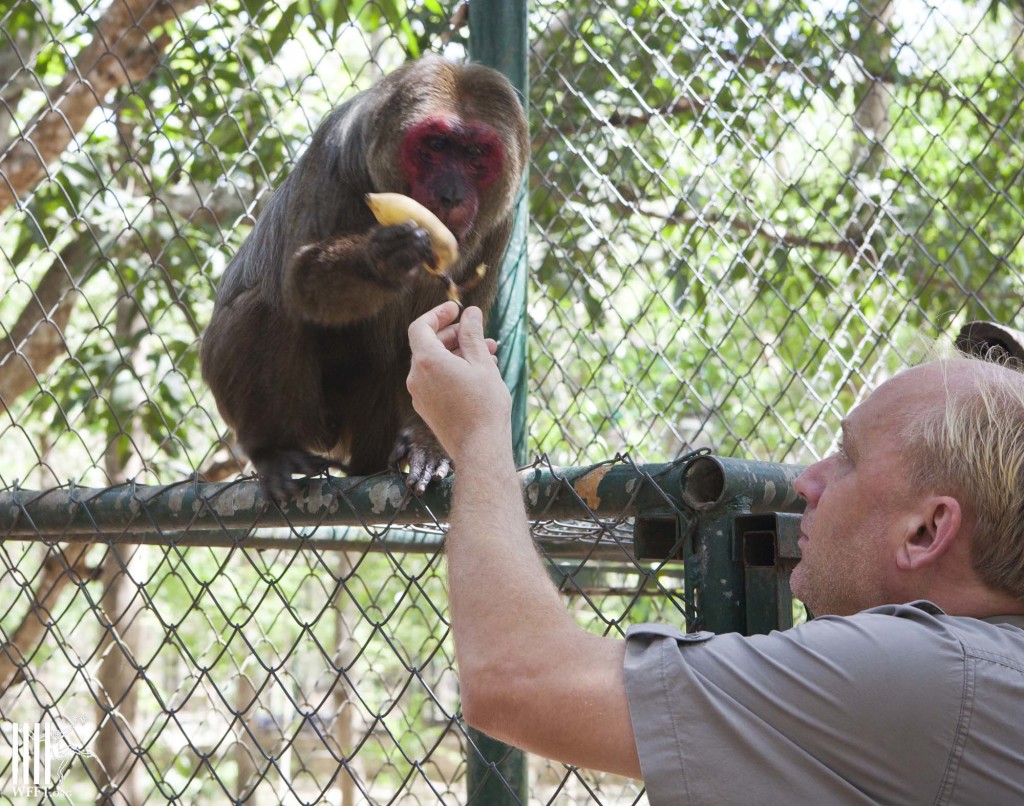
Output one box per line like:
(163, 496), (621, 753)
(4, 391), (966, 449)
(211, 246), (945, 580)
(846, 364), (942, 435)
(872, 362), (946, 402)
(845, 358), (1022, 444)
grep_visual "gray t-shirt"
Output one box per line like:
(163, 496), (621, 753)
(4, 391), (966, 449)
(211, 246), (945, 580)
(624, 600), (1024, 805)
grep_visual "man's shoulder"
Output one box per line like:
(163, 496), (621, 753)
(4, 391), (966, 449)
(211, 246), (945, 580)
(626, 599), (1024, 676)
(847, 600), (1024, 655)
(786, 600), (1024, 682)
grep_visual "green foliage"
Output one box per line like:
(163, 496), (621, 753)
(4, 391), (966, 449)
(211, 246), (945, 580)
(527, 0), (1024, 468)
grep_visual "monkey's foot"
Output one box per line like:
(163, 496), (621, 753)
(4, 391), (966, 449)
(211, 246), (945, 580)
(250, 448), (345, 502)
(388, 430), (452, 495)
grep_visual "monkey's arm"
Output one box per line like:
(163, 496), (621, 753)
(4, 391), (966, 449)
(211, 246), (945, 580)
(282, 222), (436, 326)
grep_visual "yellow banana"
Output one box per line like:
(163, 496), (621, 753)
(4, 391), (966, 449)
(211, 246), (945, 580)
(365, 192), (459, 274)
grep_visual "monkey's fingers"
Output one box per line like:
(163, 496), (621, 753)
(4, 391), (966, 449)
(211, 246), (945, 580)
(366, 192), (459, 272)
(433, 456), (452, 480)
(406, 448), (429, 494)
(422, 254), (445, 277)
(444, 278), (463, 305)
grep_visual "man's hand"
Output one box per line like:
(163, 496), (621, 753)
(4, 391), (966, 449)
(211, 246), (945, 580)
(407, 302), (509, 464)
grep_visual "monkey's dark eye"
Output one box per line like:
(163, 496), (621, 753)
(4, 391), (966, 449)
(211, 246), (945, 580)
(465, 144), (486, 158)
(427, 136), (448, 152)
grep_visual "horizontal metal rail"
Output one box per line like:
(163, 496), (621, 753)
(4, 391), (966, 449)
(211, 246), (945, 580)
(0, 457), (804, 552)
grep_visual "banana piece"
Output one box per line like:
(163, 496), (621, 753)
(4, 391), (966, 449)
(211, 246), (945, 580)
(365, 192), (459, 274)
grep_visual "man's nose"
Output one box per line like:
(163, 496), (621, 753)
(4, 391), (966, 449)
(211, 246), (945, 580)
(794, 457), (829, 505)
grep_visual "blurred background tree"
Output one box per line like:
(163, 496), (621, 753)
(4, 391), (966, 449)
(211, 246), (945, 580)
(1, 0), (1022, 487)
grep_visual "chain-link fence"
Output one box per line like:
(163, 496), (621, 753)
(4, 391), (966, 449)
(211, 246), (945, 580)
(1, 0), (1023, 803)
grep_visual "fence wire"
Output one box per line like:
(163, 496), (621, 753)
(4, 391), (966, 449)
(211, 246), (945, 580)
(1, 0), (1023, 803)
(0, 455), (687, 804)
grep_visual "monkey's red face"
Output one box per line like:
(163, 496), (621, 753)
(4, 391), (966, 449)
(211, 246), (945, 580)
(398, 117), (506, 241)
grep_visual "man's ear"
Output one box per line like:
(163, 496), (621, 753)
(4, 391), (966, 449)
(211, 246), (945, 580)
(896, 496), (963, 571)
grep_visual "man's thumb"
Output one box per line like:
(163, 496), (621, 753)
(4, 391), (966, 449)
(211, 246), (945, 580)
(458, 307), (491, 361)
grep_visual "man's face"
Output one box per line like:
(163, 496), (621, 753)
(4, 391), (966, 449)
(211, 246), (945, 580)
(790, 365), (940, 616)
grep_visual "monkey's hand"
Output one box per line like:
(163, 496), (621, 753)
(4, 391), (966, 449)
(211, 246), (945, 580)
(388, 423), (453, 495)
(366, 192), (458, 273)
(368, 223), (438, 284)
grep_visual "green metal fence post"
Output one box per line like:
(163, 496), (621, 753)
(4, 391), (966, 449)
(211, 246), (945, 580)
(679, 456), (805, 635)
(468, 1), (530, 802)
(472, 0), (530, 459)
(689, 509), (748, 634)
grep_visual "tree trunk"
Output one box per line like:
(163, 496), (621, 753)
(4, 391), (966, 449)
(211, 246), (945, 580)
(331, 552), (358, 806)
(0, 237), (94, 413)
(92, 297), (146, 805)
(846, 0), (893, 250)
(0, 545), (93, 692)
(93, 545), (145, 805)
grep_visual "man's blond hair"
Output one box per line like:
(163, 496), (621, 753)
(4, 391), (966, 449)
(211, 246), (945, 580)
(902, 354), (1024, 599)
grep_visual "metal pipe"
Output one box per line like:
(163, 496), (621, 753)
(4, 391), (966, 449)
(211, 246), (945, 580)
(0, 458), (805, 540)
(681, 455), (805, 513)
(0, 462), (690, 538)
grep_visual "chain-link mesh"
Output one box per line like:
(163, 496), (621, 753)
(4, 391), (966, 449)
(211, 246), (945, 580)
(528, 0), (1024, 467)
(1, 0), (1023, 802)
(0, 456), (692, 803)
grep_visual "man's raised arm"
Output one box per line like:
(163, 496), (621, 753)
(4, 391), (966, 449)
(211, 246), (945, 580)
(407, 302), (641, 778)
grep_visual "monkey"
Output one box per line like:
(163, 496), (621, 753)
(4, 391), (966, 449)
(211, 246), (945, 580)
(199, 55), (528, 502)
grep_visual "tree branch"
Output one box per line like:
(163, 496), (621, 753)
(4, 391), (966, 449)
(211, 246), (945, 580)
(548, 96), (705, 134)
(0, 543), (94, 691)
(0, 237), (96, 414)
(639, 203), (877, 264)
(544, 49), (992, 136)
(0, 0), (207, 213)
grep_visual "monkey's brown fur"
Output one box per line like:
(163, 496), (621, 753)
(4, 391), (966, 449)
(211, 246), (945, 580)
(200, 56), (528, 500)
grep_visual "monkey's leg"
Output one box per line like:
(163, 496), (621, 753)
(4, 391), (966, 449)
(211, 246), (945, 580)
(249, 447), (349, 502)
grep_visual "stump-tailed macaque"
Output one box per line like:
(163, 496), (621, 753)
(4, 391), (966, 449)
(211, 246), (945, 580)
(201, 55), (528, 500)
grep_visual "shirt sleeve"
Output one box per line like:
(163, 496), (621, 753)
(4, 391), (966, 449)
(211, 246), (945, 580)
(624, 606), (969, 806)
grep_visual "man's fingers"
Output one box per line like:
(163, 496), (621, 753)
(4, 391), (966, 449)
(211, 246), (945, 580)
(410, 303), (496, 367)
(439, 326), (498, 357)
(437, 324), (460, 351)
(409, 300), (462, 355)
(461, 338), (498, 359)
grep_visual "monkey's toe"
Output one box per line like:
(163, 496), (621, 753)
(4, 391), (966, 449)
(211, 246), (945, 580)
(405, 449), (452, 495)
(390, 436), (452, 495)
(259, 472), (300, 503)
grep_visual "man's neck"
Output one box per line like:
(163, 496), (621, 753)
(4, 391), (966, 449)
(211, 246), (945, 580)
(929, 587), (1024, 619)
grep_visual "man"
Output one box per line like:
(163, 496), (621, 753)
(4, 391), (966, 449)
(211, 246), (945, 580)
(406, 301), (1024, 804)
